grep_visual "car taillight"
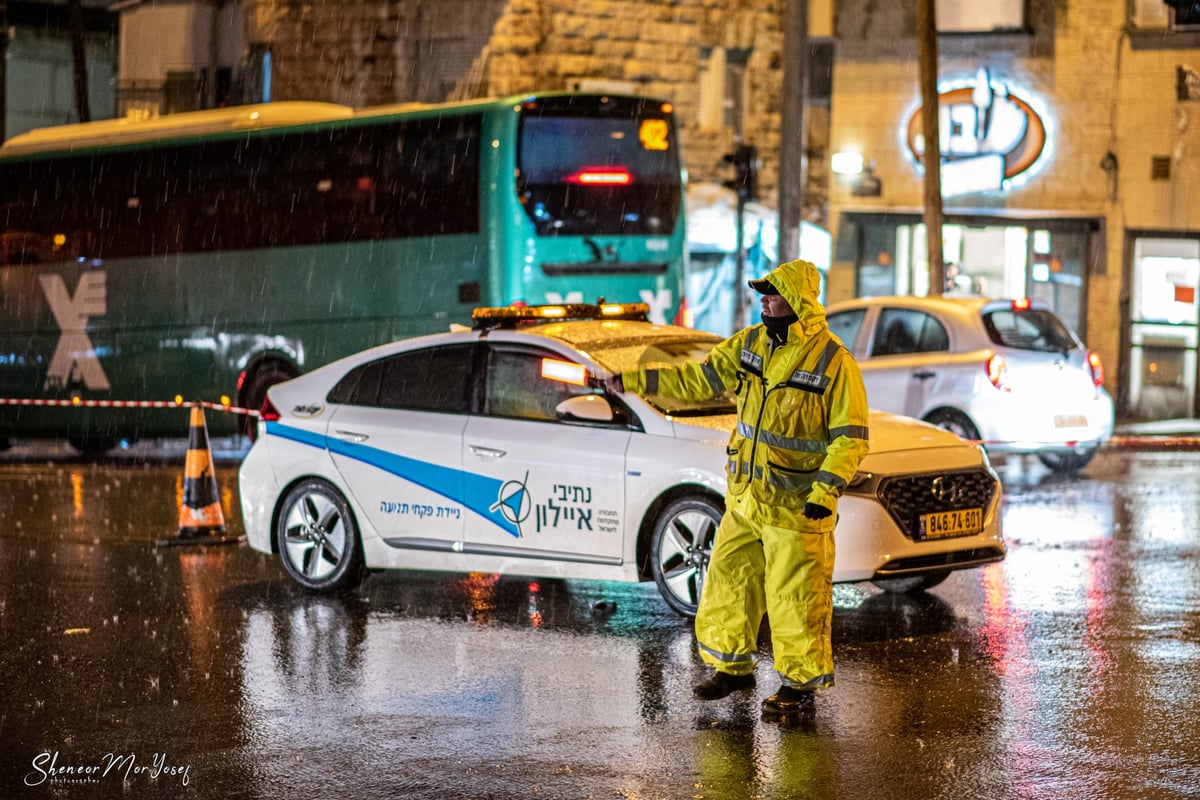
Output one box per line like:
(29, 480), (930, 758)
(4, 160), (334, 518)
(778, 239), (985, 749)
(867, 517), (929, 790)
(986, 353), (1009, 390)
(1087, 350), (1105, 387)
(675, 296), (692, 328)
(1011, 297), (1032, 311)
(259, 397), (281, 423)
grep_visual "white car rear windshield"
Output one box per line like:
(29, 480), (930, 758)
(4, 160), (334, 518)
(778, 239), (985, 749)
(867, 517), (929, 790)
(982, 309), (1078, 354)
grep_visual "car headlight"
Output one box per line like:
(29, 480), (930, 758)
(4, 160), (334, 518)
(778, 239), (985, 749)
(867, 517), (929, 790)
(844, 470), (877, 496)
(976, 443), (995, 471)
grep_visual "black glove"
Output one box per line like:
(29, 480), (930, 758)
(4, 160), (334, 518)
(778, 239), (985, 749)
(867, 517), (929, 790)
(803, 502), (832, 520)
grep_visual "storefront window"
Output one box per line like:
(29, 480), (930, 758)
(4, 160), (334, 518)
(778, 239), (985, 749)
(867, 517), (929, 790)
(1127, 236), (1199, 420)
(846, 214), (1090, 336)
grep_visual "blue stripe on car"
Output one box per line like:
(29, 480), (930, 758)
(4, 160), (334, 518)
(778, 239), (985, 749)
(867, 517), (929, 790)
(265, 422), (519, 538)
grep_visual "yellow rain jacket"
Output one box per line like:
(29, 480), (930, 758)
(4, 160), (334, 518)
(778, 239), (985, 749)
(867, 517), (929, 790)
(621, 258), (870, 687)
(622, 258), (869, 529)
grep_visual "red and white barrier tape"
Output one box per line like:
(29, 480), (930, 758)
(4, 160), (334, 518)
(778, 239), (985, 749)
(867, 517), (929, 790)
(1104, 434), (1200, 451)
(0, 397), (259, 417)
(2, 397), (1197, 449)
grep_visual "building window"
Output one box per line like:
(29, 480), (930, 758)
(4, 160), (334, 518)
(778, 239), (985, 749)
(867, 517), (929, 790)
(698, 47), (749, 136)
(936, 0), (1024, 32)
(809, 41), (834, 107)
(1133, 0), (1200, 29)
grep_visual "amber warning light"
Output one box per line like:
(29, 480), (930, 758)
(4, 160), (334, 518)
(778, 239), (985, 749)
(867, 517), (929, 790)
(565, 166), (633, 185)
(541, 358), (588, 386)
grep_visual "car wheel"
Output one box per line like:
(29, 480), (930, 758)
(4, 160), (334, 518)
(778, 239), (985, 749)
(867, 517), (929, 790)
(1037, 447), (1095, 473)
(923, 408), (981, 442)
(872, 570), (951, 594)
(650, 495), (722, 617)
(275, 479), (365, 592)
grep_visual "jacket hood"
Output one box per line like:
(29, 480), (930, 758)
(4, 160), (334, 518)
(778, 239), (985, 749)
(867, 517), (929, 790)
(759, 259), (826, 336)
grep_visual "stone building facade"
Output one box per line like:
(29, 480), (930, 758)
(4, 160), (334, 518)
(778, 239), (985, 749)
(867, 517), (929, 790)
(237, 0), (831, 225)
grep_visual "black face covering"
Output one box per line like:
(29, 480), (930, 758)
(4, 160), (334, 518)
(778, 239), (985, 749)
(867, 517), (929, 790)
(762, 312), (798, 345)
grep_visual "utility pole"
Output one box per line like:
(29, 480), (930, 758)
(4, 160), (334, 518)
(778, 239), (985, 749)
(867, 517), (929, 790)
(917, 0), (944, 295)
(1, 0), (8, 143)
(778, 0), (808, 267)
(68, 0), (90, 122)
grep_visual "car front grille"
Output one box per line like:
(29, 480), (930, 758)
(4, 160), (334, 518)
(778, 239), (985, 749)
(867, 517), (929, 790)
(876, 468), (998, 541)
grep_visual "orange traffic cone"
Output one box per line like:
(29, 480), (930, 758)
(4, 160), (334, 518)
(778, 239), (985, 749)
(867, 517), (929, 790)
(158, 407), (241, 547)
(179, 406), (226, 538)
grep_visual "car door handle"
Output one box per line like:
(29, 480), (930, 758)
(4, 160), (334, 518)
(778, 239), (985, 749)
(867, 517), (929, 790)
(913, 371), (936, 381)
(334, 429), (370, 443)
(469, 444), (507, 459)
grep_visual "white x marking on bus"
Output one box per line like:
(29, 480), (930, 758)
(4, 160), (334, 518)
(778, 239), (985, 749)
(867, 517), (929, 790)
(38, 271), (111, 391)
(639, 288), (671, 325)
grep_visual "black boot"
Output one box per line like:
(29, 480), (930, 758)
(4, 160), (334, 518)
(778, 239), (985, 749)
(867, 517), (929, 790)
(761, 685), (815, 717)
(693, 671), (755, 700)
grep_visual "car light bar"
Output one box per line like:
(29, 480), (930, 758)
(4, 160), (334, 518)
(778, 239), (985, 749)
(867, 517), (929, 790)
(471, 302), (651, 329)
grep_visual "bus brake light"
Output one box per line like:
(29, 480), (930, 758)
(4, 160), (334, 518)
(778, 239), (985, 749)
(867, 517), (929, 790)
(565, 166), (632, 186)
(541, 358), (587, 386)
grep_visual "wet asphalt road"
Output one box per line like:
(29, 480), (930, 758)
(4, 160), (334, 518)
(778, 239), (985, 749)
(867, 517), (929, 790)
(0, 441), (1198, 799)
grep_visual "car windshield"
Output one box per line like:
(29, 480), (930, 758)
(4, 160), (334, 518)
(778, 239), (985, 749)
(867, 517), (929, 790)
(586, 335), (736, 416)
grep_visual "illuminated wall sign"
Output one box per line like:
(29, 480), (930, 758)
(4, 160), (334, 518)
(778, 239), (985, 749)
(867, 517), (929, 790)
(905, 68), (1047, 197)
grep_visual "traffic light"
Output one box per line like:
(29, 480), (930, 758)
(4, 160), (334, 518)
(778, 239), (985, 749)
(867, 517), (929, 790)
(722, 143), (758, 201)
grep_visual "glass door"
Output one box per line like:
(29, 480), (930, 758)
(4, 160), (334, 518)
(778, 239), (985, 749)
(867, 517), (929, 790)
(1127, 237), (1200, 420)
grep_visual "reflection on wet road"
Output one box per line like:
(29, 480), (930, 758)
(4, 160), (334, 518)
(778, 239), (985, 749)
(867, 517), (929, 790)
(1, 449), (1198, 798)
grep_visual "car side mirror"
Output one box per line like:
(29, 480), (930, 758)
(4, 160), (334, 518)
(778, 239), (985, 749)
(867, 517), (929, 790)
(555, 394), (614, 423)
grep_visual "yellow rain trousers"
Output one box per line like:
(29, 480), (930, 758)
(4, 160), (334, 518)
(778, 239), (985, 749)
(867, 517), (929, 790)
(622, 258), (870, 688)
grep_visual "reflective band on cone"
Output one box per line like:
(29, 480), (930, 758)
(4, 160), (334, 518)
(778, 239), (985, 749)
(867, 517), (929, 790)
(158, 407), (241, 547)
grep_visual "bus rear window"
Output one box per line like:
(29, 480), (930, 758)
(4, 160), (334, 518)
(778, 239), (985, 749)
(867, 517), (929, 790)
(517, 97), (681, 237)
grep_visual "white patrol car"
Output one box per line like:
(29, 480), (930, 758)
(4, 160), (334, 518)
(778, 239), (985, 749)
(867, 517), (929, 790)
(238, 302), (1006, 616)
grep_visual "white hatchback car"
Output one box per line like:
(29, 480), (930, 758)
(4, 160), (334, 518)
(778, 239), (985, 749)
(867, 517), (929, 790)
(826, 296), (1114, 473)
(239, 303), (1005, 616)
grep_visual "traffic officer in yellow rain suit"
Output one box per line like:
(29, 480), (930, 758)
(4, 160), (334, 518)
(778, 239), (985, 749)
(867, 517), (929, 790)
(606, 258), (870, 718)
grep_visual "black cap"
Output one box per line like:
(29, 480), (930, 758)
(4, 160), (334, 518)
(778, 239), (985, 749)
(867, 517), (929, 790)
(748, 277), (779, 295)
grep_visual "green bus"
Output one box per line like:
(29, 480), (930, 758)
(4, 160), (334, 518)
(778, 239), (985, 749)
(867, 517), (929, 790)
(0, 92), (686, 452)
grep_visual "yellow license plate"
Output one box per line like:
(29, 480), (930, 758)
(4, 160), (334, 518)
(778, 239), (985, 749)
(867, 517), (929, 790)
(919, 507), (983, 540)
(1054, 414), (1088, 428)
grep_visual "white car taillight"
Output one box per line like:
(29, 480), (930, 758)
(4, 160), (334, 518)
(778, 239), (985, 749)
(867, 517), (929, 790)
(1087, 350), (1105, 388)
(986, 353), (1009, 391)
(259, 396), (281, 423)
